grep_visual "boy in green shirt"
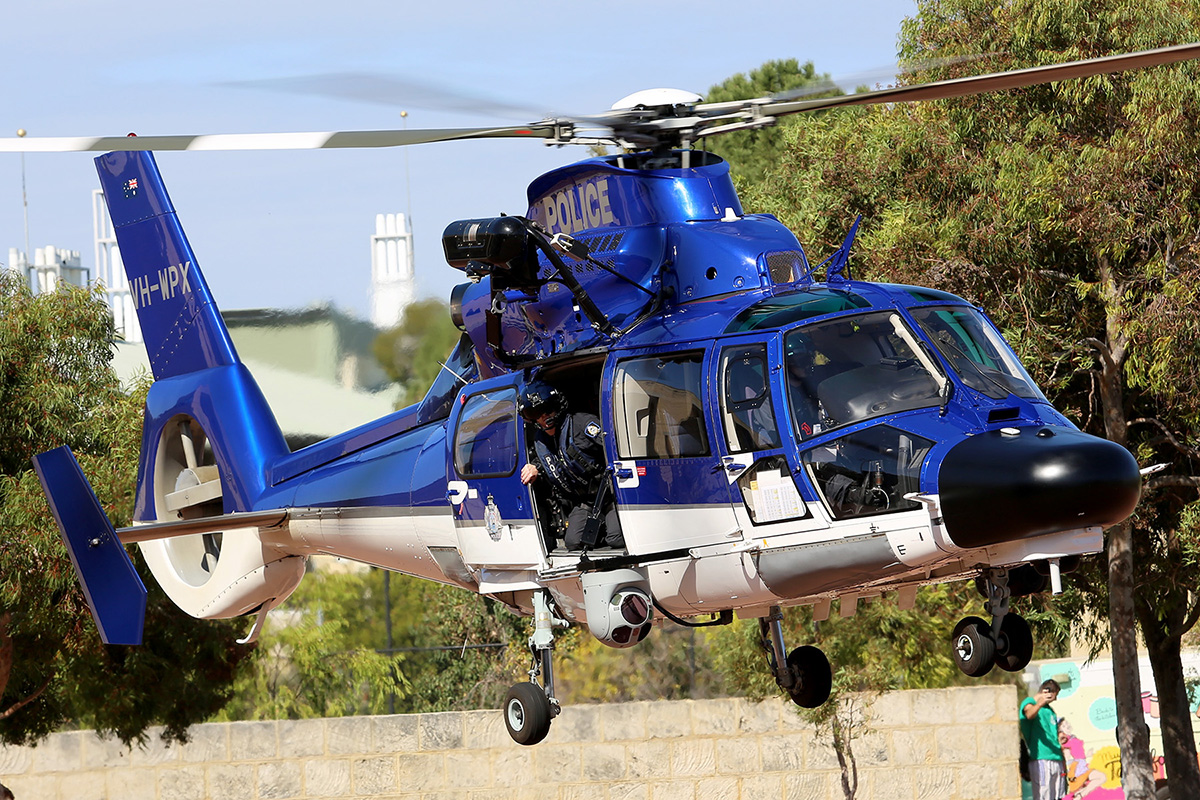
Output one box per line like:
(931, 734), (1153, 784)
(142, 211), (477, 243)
(1020, 679), (1067, 800)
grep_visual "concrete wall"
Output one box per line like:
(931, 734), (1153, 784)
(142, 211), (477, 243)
(0, 686), (1020, 800)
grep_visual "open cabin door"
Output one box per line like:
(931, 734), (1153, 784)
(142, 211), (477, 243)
(604, 346), (743, 555)
(445, 375), (545, 569)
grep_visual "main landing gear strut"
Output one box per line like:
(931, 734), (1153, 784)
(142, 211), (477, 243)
(951, 567), (1034, 678)
(503, 590), (567, 745)
(760, 606), (833, 708)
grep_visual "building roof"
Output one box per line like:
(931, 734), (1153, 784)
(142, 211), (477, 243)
(111, 340), (401, 445)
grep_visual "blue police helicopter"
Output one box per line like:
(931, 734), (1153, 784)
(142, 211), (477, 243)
(9, 42), (1197, 746)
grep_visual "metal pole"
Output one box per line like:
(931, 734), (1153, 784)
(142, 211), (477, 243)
(17, 129), (29, 265)
(400, 111), (413, 274)
(384, 569), (395, 714)
(400, 112), (412, 228)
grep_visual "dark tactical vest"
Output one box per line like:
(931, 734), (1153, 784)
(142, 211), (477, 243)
(534, 412), (605, 502)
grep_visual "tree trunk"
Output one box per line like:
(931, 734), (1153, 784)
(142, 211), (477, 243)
(1095, 258), (1156, 799)
(1141, 607), (1200, 798)
(1109, 520), (1156, 799)
(0, 612), (11, 700)
(831, 706), (859, 800)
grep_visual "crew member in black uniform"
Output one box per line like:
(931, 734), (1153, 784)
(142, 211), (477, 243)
(518, 380), (624, 551)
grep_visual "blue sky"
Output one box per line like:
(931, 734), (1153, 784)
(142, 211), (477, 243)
(1, 0), (918, 318)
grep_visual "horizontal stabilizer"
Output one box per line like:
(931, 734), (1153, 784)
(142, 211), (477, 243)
(116, 508), (289, 544)
(32, 446), (147, 646)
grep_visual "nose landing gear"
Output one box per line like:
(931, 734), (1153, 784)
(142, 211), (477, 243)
(760, 606), (833, 708)
(994, 612), (1034, 672)
(503, 590), (566, 746)
(951, 568), (1034, 678)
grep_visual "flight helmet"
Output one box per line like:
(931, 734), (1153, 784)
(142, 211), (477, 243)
(519, 380), (567, 430)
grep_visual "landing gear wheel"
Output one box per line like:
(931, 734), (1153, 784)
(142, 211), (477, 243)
(952, 616), (996, 678)
(785, 645), (833, 708)
(503, 682), (552, 746)
(993, 613), (1033, 673)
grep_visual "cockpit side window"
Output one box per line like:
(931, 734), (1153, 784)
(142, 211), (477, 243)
(802, 426), (933, 520)
(909, 307), (1045, 400)
(613, 352), (709, 459)
(784, 312), (943, 436)
(719, 345), (781, 453)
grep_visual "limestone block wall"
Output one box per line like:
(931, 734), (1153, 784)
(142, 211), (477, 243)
(0, 685), (1020, 800)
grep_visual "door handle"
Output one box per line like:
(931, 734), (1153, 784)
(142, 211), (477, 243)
(612, 461), (639, 488)
(446, 480), (469, 505)
(720, 457), (748, 474)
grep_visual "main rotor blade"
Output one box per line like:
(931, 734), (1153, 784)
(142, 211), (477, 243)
(5, 43), (1197, 155)
(0, 124), (558, 153)
(229, 72), (550, 121)
(764, 54), (997, 103)
(753, 41), (1200, 117)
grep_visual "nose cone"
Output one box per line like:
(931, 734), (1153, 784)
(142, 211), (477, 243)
(938, 427), (1141, 549)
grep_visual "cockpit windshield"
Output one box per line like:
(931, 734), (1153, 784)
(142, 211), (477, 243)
(783, 312), (945, 439)
(908, 307), (1045, 401)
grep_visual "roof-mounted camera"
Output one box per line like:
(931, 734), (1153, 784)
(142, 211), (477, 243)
(442, 217), (540, 286)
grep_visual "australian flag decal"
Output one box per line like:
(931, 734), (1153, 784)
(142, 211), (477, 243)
(123, 178), (139, 199)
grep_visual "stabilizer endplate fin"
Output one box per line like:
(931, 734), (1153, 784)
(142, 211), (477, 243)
(32, 446), (147, 646)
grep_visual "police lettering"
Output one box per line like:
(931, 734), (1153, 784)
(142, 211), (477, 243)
(129, 261), (192, 310)
(538, 177), (617, 235)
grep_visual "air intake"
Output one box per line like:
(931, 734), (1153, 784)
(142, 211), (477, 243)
(764, 250), (809, 284)
(987, 407), (1021, 423)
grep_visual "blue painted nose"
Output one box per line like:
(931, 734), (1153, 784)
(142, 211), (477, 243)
(938, 426), (1141, 549)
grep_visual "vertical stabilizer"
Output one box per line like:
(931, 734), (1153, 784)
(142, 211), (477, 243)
(95, 151), (238, 379)
(95, 151), (288, 518)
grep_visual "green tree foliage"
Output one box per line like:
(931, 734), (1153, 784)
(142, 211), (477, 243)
(212, 569), (406, 720)
(556, 623), (726, 705)
(372, 299), (461, 406)
(743, 1), (1200, 795)
(385, 577), (529, 714)
(0, 272), (252, 745)
(216, 564), (532, 717)
(0, 272), (121, 477)
(703, 59), (835, 186)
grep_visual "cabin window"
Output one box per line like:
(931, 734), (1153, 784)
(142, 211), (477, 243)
(454, 389), (518, 477)
(783, 311), (944, 438)
(801, 426), (933, 520)
(719, 344), (781, 453)
(724, 288), (871, 333)
(613, 351), (709, 459)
